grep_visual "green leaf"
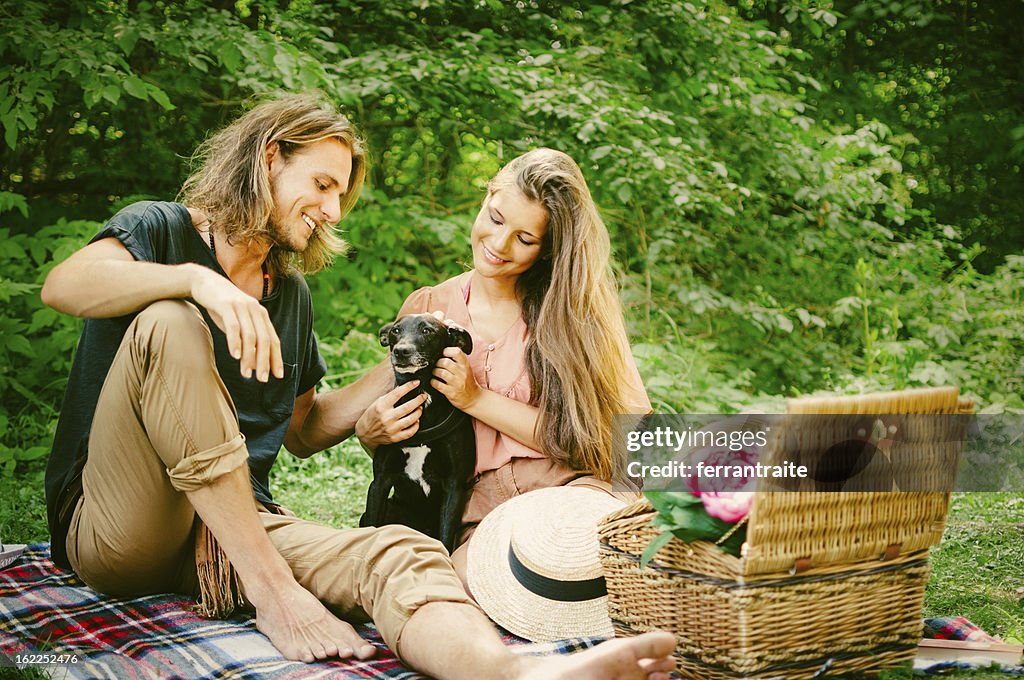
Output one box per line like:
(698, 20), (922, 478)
(145, 85), (175, 111)
(117, 27), (140, 55)
(19, 109), (37, 131)
(101, 84), (121, 105)
(29, 241), (46, 266)
(28, 307), (58, 333)
(299, 64), (322, 89)
(124, 75), (149, 100)
(577, 121), (596, 142)
(0, 278), (37, 302)
(647, 491), (701, 512)
(274, 50), (295, 75)
(668, 504), (725, 541)
(5, 334), (35, 357)
(219, 42), (243, 73)
(0, 192), (27, 218)
(639, 530), (674, 567)
(15, 446), (48, 461)
(2, 112), (18, 149)
(188, 55), (209, 73)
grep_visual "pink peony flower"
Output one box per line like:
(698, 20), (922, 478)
(699, 491), (755, 523)
(686, 430), (762, 524)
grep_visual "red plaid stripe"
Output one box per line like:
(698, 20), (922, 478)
(923, 616), (998, 643)
(1, 544), (595, 679)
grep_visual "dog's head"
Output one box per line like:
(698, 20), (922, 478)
(379, 314), (473, 375)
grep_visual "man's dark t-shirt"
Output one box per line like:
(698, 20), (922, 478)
(44, 201), (327, 568)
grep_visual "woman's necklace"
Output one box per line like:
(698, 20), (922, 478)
(208, 231), (269, 299)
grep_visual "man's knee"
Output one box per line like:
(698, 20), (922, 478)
(130, 300), (213, 364)
(135, 299), (208, 338)
(361, 526), (471, 611)
(367, 525), (452, 569)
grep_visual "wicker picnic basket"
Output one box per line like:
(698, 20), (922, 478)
(598, 386), (974, 679)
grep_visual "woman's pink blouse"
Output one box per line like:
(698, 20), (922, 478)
(397, 272), (651, 475)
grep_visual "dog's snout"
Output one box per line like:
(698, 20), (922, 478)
(393, 344), (414, 360)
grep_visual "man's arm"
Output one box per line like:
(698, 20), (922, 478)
(41, 235), (283, 382)
(41, 237), (205, 318)
(285, 361), (403, 457)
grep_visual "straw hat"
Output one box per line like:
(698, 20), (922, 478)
(466, 486), (626, 642)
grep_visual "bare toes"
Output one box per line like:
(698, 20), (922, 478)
(354, 641), (377, 660)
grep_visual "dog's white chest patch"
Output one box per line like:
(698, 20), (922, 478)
(402, 445), (431, 496)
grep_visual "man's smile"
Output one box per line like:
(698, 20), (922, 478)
(302, 213), (318, 234)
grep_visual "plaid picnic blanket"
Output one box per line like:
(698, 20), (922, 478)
(923, 616), (1000, 643)
(0, 544), (599, 679)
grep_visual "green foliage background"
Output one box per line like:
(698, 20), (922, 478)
(2, 0), (1021, 465)
(0, 0), (1021, 622)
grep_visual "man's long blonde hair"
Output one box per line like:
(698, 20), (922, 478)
(490, 148), (632, 482)
(179, 93), (366, 276)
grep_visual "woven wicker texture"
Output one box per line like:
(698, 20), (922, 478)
(598, 386), (974, 679)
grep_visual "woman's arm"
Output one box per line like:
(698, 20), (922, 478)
(431, 347), (542, 450)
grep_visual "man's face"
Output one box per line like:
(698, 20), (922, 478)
(267, 137), (353, 252)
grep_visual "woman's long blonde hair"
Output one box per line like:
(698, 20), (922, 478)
(489, 148), (632, 482)
(179, 93), (366, 276)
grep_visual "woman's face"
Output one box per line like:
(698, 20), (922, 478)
(471, 187), (548, 283)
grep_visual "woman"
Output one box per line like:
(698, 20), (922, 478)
(356, 148), (650, 577)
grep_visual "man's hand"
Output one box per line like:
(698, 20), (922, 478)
(355, 380), (428, 449)
(190, 267), (284, 382)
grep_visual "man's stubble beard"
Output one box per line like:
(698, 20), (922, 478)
(267, 213), (311, 254)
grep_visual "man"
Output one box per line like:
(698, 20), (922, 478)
(41, 94), (675, 679)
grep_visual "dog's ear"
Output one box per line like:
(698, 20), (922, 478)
(446, 324), (473, 355)
(379, 322), (395, 347)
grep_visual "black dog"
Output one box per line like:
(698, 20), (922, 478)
(359, 313), (476, 552)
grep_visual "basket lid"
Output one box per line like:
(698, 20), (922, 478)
(742, 386), (970, 575)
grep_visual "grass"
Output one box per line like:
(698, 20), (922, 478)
(1, 455), (1021, 678)
(926, 493), (1024, 642)
(269, 439), (374, 527)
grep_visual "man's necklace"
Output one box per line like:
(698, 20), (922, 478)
(208, 231), (270, 299)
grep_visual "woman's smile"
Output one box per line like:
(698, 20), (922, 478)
(481, 244), (509, 264)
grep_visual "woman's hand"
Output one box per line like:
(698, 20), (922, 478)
(355, 380), (427, 449)
(432, 347), (482, 411)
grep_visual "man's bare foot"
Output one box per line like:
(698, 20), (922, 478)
(249, 580), (376, 663)
(520, 632), (677, 680)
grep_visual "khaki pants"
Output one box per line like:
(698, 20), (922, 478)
(65, 300), (472, 657)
